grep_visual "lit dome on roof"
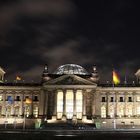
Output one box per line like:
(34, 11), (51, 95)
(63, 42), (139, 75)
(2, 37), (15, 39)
(53, 64), (89, 75)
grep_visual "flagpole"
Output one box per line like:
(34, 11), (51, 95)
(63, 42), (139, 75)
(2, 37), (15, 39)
(113, 82), (116, 129)
(112, 69), (116, 129)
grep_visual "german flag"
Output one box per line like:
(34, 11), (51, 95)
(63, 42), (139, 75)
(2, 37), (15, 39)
(25, 98), (32, 104)
(16, 76), (21, 81)
(113, 70), (120, 85)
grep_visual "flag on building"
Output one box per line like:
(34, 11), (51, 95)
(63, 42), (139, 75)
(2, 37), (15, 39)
(25, 98), (32, 104)
(113, 70), (120, 85)
(16, 76), (21, 81)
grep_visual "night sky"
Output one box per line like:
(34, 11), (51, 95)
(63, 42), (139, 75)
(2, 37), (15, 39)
(0, 0), (140, 83)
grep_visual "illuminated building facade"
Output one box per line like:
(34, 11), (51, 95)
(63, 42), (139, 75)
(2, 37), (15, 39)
(0, 64), (140, 129)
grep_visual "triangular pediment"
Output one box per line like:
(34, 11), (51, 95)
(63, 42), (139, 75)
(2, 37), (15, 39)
(44, 74), (96, 85)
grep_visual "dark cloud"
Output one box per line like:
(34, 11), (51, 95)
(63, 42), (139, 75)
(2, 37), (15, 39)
(0, 0), (140, 83)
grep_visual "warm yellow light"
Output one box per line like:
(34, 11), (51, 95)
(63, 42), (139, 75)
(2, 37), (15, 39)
(57, 91), (63, 119)
(66, 90), (73, 119)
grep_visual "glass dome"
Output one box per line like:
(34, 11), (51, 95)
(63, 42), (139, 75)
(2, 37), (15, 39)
(53, 64), (89, 75)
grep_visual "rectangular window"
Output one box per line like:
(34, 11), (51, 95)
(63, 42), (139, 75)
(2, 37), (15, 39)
(137, 96), (140, 102)
(102, 97), (106, 102)
(128, 97), (132, 102)
(25, 105), (30, 117)
(101, 106), (106, 118)
(0, 95), (2, 101)
(76, 90), (82, 119)
(25, 96), (29, 101)
(34, 96), (38, 101)
(120, 97), (124, 102)
(57, 91), (63, 119)
(110, 97), (114, 102)
(137, 106), (140, 115)
(33, 106), (38, 118)
(16, 96), (20, 101)
(15, 106), (20, 116)
(66, 90), (73, 119)
(7, 96), (13, 104)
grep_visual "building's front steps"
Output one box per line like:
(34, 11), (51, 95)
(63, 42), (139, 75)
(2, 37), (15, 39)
(1, 117), (140, 129)
(0, 118), (41, 129)
(95, 118), (140, 129)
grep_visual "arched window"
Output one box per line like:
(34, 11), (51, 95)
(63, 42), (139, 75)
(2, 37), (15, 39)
(57, 90), (63, 119)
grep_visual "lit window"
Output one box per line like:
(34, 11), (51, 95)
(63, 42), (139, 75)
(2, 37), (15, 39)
(33, 106), (38, 118)
(109, 106), (114, 118)
(14, 106), (20, 116)
(0, 95), (2, 101)
(137, 96), (140, 102)
(137, 106), (140, 115)
(6, 106), (11, 117)
(76, 90), (82, 119)
(126, 106), (132, 117)
(0, 106), (2, 116)
(57, 91), (63, 119)
(66, 90), (73, 119)
(118, 106), (124, 117)
(101, 106), (106, 118)
(25, 106), (30, 117)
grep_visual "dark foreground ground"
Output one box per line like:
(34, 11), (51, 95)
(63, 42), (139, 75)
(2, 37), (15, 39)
(0, 129), (140, 140)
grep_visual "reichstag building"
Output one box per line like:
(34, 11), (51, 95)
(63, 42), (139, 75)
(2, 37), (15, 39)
(0, 64), (140, 129)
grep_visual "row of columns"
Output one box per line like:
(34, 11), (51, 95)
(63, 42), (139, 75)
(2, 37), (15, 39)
(104, 93), (140, 117)
(44, 89), (89, 120)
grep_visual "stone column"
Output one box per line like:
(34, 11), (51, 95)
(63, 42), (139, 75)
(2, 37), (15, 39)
(92, 90), (95, 118)
(21, 93), (24, 116)
(39, 89), (45, 117)
(82, 90), (86, 120)
(30, 93), (33, 116)
(73, 89), (76, 121)
(115, 93), (118, 118)
(124, 93), (127, 117)
(62, 89), (66, 120)
(44, 91), (48, 116)
(52, 90), (57, 119)
(2, 92), (6, 115)
(106, 93), (109, 118)
(133, 93), (136, 116)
